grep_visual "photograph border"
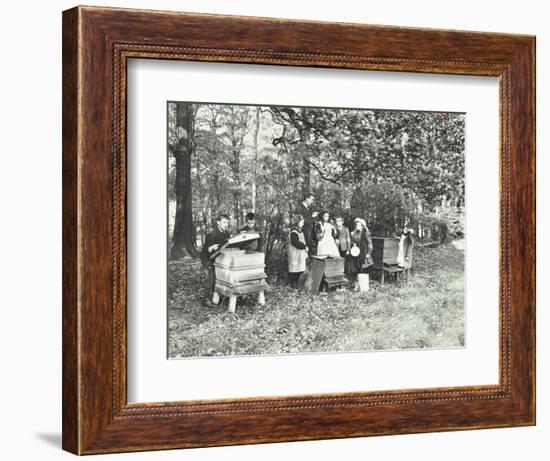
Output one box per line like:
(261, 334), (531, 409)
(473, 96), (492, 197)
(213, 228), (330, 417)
(62, 5), (535, 454)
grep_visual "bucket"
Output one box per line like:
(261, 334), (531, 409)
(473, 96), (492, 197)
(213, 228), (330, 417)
(357, 273), (369, 292)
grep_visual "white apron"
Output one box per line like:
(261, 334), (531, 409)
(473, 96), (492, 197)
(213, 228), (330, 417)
(317, 222), (340, 258)
(288, 229), (307, 273)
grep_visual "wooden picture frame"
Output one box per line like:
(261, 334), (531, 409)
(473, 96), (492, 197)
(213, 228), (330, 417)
(62, 5), (535, 455)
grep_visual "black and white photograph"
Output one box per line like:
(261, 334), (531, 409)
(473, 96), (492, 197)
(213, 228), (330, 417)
(2, 0), (542, 458)
(167, 101), (466, 359)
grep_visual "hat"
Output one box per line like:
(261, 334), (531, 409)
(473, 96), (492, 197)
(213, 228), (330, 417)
(354, 218), (367, 230)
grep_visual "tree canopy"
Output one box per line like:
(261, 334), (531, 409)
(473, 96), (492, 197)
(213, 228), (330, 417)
(168, 102), (465, 259)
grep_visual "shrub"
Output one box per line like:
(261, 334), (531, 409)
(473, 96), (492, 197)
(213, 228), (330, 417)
(349, 180), (419, 236)
(418, 206), (464, 243)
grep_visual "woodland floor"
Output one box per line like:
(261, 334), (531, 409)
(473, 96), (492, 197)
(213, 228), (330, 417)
(167, 241), (465, 358)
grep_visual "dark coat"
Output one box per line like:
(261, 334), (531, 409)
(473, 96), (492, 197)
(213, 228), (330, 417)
(334, 225), (352, 252)
(296, 202), (315, 225)
(200, 226), (230, 266)
(296, 202), (316, 252)
(350, 228), (373, 272)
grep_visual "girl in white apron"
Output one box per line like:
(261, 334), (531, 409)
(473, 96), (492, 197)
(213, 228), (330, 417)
(288, 215), (308, 288)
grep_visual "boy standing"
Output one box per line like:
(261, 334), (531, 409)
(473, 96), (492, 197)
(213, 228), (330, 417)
(333, 216), (351, 258)
(200, 214), (231, 307)
(237, 211), (263, 252)
(334, 216), (351, 278)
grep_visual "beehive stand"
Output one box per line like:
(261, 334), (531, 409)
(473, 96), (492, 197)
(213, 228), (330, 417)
(371, 237), (414, 284)
(212, 284), (267, 313)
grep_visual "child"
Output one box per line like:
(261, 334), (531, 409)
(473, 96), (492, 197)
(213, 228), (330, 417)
(349, 217), (373, 289)
(288, 214), (308, 288)
(200, 214), (231, 307)
(395, 225), (415, 269)
(333, 215), (351, 257)
(237, 211), (263, 251)
(334, 215), (352, 276)
(315, 211), (340, 258)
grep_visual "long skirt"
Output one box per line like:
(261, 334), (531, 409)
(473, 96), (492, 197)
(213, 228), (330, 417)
(317, 232), (340, 258)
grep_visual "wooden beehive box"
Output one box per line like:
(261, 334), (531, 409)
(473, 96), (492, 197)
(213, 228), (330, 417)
(323, 256), (346, 288)
(301, 256), (346, 292)
(371, 237), (400, 268)
(215, 248), (264, 269)
(322, 256), (345, 277)
(215, 249), (267, 288)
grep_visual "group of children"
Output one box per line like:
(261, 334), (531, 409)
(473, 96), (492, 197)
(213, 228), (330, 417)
(198, 205), (375, 307)
(287, 210), (374, 290)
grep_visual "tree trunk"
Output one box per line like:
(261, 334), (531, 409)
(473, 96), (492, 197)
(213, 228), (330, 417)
(302, 156), (311, 194)
(212, 172), (221, 213)
(232, 145), (241, 227)
(209, 110), (220, 220)
(226, 107), (249, 227)
(251, 107), (260, 211)
(299, 110), (312, 194)
(170, 103), (199, 260)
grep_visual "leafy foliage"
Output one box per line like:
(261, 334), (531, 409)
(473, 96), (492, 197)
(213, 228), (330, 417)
(349, 180), (419, 236)
(419, 206), (465, 243)
(167, 102), (466, 252)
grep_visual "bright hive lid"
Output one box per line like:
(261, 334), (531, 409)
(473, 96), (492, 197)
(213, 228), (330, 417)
(225, 232), (260, 247)
(209, 232), (262, 260)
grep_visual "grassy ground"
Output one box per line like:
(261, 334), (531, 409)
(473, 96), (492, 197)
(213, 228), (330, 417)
(168, 242), (464, 358)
